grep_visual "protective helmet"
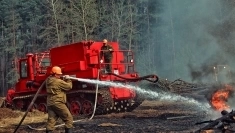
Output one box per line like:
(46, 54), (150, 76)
(103, 39), (108, 43)
(51, 66), (62, 75)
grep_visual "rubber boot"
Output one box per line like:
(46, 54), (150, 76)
(46, 130), (53, 133)
(65, 128), (72, 133)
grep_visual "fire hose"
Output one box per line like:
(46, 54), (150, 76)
(15, 71), (157, 131)
(13, 79), (47, 133)
(106, 72), (159, 83)
(16, 70), (101, 131)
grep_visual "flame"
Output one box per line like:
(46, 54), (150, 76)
(211, 85), (233, 111)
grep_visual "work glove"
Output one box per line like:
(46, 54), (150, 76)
(62, 75), (70, 80)
(100, 59), (103, 63)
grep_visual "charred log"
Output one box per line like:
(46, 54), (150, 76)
(195, 110), (235, 133)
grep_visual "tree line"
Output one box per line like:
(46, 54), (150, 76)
(0, 0), (161, 95)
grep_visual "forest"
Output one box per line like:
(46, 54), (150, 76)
(1, 0), (235, 96)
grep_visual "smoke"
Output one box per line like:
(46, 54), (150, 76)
(139, 0), (235, 83)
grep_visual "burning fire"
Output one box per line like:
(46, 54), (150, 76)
(211, 85), (233, 111)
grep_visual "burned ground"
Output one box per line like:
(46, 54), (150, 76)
(0, 79), (233, 133)
(0, 100), (214, 133)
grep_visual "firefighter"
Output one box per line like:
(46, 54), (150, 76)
(100, 39), (113, 73)
(45, 66), (73, 133)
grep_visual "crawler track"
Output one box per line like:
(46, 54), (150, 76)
(9, 88), (144, 116)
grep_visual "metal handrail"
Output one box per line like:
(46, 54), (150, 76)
(98, 50), (135, 73)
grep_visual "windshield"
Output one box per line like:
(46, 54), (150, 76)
(20, 60), (27, 78)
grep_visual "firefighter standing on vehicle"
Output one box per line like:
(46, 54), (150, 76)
(45, 66), (73, 133)
(100, 39), (113, 73)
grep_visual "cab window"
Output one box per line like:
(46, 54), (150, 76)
(20, 60), (27, 78)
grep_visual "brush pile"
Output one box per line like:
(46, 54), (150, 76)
(155, 78), (207, 94)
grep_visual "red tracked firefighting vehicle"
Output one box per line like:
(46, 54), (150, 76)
(1, 40), (158, 116)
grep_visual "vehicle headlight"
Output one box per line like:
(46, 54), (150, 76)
(114, 69), (119, 75)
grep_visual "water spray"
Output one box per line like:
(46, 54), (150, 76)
(66, 76), (211, 112)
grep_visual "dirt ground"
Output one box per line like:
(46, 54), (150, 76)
(0, 99), (217, 133)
